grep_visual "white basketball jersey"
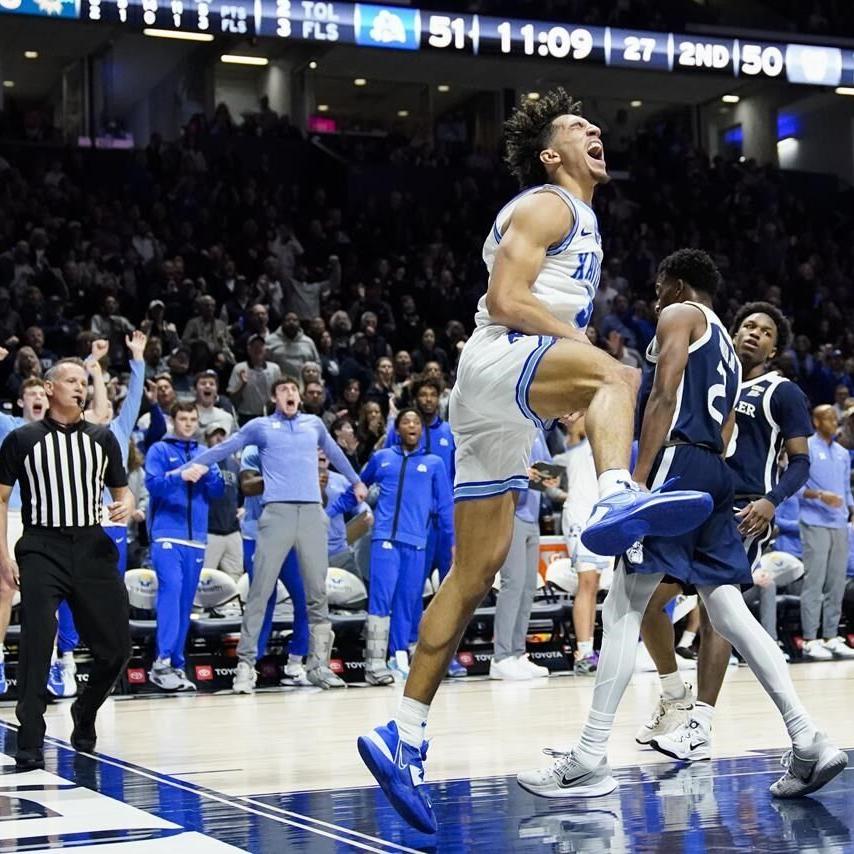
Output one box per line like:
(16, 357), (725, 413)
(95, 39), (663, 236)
(476, 184), (603, 330)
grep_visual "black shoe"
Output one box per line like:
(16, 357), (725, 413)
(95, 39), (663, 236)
(15, 748), (45, 771)
(675, 645), (698, 661)
(70, 701), (97, 753)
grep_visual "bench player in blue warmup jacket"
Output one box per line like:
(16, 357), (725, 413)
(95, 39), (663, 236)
(351, 407), (452, 686)
(145, 401), (224, 691)
(637, 302), (814, 757)
(518, 250), (846, 802)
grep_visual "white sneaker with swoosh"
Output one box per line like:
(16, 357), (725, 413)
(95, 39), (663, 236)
(650, 718), (711, 762)
(517, 748), (617, 798)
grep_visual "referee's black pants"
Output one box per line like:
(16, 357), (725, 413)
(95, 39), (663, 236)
(15, 526), (131, 751)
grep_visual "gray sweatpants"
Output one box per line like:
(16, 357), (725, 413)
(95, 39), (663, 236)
(237, 502), (329, 665)
(493, 517), (540, 662)
(743, 582), (778, 641)
(799, 522), (848, 640)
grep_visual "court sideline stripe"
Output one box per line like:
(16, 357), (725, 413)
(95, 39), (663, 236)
(0, 722), (417, 854)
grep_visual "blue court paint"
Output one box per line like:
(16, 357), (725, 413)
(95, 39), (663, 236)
(0, 722), (850, 852)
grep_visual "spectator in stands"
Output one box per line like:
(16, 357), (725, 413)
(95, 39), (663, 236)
(227, 334), (281, 425)
(832, 384), (851, 422)
(5, 346), (42, 402)
(604, 329), (643, 369)
(302, 380), (328, 417)
(333, 378), (363, 424)
(141, 300), (180, 354)
(492, 430), (562, 681)
(41, 296), (80, 356)
(411, 328), (448, 374)
(202, 425), (243, 582)
(421, 361), (452, 418)
(357, 401), (386, 465)
(265, 312), (319, 377)
(392, 350), (413, 399)
(365, 356), (395, 416)
(167, 347), (194, 397)
(90, 296), (134, 368)
(0, 289), (21, 345)
(599, 294), (637, 349)
(799, 405), (854, 659)
(358, 408), (453, 684)
(183, 295), (234, 363)
(331, 417), (360, 470)
(360, 312), (391, 362)
(23, 326), (57, 374)
(270, 222), (304, 280)
(285, 256), (340, 321)
(237, 304), (272, 359)
(194, 370), (235, 437)
(300, 361), (323, 389)
(339, 334), (374, 392)
(145, 401), (224, 691)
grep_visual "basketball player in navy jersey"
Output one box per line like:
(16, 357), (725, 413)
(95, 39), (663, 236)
(518, 250), (846, 800)
(641, 302), (813, 759)
(357, 90), (714, 834)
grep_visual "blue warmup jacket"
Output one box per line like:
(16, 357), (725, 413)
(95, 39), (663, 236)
(146, 435), (224, 543)
(355, 446), (453, 553)
(386, 414), (455, 482)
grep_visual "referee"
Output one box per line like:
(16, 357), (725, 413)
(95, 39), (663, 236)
(0, 358), (133, 771)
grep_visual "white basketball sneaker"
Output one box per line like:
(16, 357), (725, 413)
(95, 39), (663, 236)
(770, 732), (848, 798)
(650, 717), (712, 762)
(517, 654), (549, 678)
(489, 656), (532, 681)
(517, 748), (618, 798)
(802, 639), (833, 660)
(822, 637), (854, 659)
(232, 660), (257, 694)
(635, 683), (695, 745)
(282, 661), (312, 686)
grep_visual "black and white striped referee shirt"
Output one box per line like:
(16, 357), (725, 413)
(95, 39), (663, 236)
(0, 417), (127, 528)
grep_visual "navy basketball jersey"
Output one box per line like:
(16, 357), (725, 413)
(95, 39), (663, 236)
(726, 372), (813, 497)
(646, 302), (741, 454)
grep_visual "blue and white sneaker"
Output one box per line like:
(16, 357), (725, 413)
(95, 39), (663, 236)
(357, 721), (437, 834)
(581, 479), (713, 556)
(0, 662), (6, 695)
(47, 661), (66, 697)
(446, 657), (467, 678)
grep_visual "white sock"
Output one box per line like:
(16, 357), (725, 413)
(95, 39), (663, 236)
(577, 640), (594, 657)
(660, 670), (686, 700)
(62, 651), (75, 664)
(574, 565), (663, 769)
(597, 468), (634, 499)
(692, 701), (714, 732)
(698, 585), (817, 750)
(0, 643), (5, 663)
(678, 630), (696, 649)
(395, 696), (430, 747)
(288, 653), (303, 667)
(50, 647), (58, 665)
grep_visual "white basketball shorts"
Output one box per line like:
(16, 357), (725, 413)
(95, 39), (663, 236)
(449, 325), (556, 502)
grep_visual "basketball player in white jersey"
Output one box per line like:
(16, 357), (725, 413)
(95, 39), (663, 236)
(357, 89), (713, 835)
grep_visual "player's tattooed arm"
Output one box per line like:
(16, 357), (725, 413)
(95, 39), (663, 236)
(486, 192), (589, 343)
(633, 304), (699, 485)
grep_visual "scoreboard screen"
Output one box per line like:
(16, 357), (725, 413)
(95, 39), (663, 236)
(2, 0), (852, 88)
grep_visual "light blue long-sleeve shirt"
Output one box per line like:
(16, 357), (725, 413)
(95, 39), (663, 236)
(111, 360), (145, 467)
(515, 431), (550, 524)
(0, 412), (25, 511)
(188, 410), (360, 505)
(325, 470), (369, 555)
(774, 493), (802, 558)
(799, 435), (853, 529)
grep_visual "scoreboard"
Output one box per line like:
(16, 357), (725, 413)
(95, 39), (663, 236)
(2, 0), (853, 87)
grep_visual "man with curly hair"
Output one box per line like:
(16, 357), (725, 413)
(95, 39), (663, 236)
(518, 253), (846, 801)
(356, 89), (715, 834)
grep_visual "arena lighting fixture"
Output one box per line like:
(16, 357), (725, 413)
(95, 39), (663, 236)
(143, 28), (214, 41)
(835, 86), (854, 96)
(437, 84), (450, 92)
(24, 51), (39, 60)
(630, 99), (642, 107)
(527, 92), (540, 101)
(354, 78), (367, 86)
(221, 55), (268, 66)
(308, 60), (318, 69)
(722, 94), (740, 103)
(2, 81), (14, 89)
(397, 109), (409, 117)
(317, 104), (329, 112)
